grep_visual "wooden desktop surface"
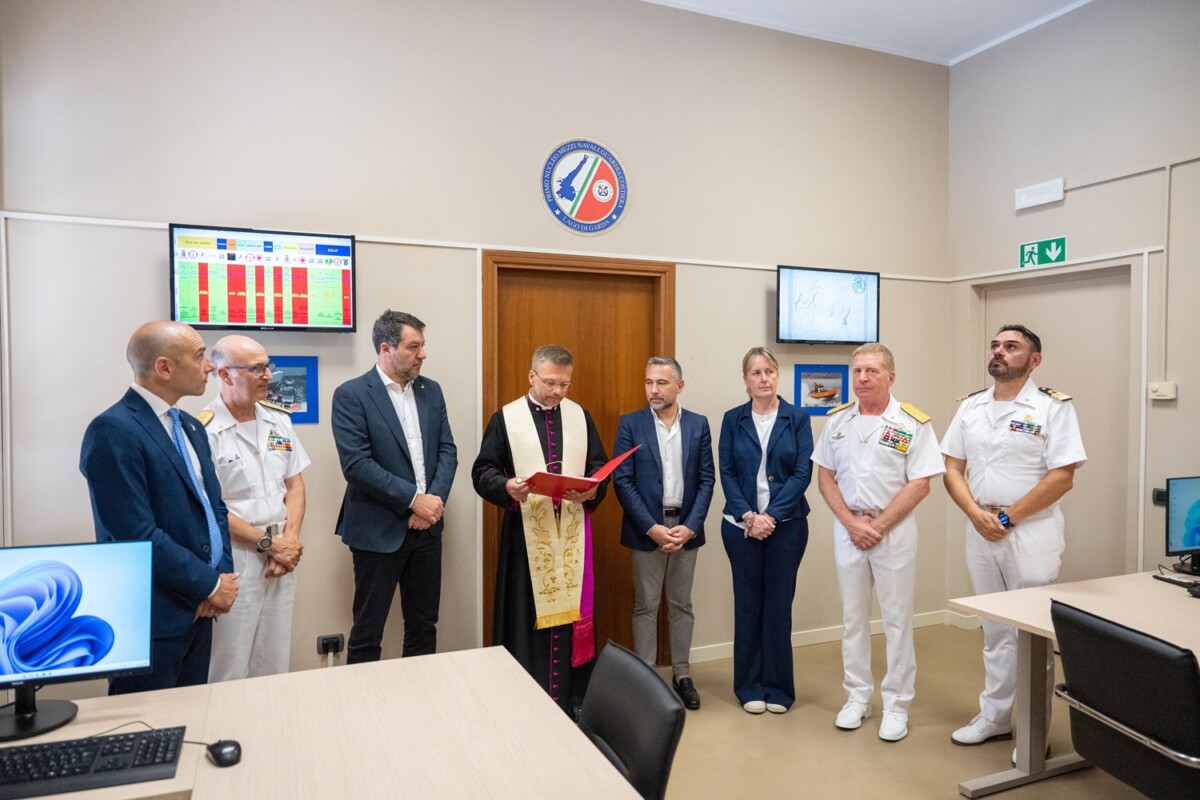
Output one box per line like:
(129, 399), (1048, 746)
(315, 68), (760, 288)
(21, 647), (636, 799)
(949, 570), (1200, 649)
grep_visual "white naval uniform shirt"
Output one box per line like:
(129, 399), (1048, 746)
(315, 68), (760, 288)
(205, 396), (311, 530)
(940, 377), (1086, 506)
(812, 395), (944, 509)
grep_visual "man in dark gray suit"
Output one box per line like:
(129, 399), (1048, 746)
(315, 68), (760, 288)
(332, 310), (457, 661)
(613, 356), (715, 710)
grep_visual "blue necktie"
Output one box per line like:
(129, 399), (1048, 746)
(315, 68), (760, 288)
(169, 408), (223, 569)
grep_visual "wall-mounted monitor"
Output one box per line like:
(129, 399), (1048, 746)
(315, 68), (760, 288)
(1166, 475), (1200, 575)
(777, 265), (880, 345)
(170, 223), (356, 332)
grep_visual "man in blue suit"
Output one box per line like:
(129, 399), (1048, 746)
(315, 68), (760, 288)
(332, 310), (457, 661)
(613, 357), (714, 710)
(80, 321), (238, 694)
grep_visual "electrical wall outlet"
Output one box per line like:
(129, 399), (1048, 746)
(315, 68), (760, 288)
(1148, 381), (1177, 400)
(317, 633), (345, 655)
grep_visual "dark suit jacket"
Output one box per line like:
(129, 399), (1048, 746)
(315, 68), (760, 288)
(614, 407), (715, 551)
(718, 397), (813, 522)
(332, 368), (457, 553)
(79, 388), (233, 639)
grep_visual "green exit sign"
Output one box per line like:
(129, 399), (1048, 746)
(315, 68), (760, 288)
(1019, 237), (1066, 268)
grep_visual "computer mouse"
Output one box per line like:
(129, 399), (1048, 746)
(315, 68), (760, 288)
(206, 739), (242, 767)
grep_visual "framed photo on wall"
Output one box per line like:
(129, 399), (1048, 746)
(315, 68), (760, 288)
(267, 355), (319, 424)
(795, 364), (848, 416)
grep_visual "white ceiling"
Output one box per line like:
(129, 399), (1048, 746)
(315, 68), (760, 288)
(639, 0), (1093, 65)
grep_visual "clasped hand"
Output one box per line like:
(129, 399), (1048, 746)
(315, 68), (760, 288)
(650, 524), (692, 552)
(745, 513), (775, 540)
(408, 493), (445, 530)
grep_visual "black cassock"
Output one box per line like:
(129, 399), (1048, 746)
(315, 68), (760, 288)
(472, 398), (608, 713)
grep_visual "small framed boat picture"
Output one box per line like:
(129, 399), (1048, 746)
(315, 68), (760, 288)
(795, 364), (848, 416)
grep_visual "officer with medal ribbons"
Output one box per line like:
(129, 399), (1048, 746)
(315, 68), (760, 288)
(203, 335), (310, 681)
(812, 343), (943, 742)
(942, 324), (1086, 748)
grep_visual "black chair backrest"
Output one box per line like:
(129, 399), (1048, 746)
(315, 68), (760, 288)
(578, 641), (685, 800)
(1052, 599), (1200, 799)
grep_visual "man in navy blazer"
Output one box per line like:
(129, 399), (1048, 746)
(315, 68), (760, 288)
(613, 357), (715, 710)
(80, 321), (237, 694)
(332, 310), (457, 661)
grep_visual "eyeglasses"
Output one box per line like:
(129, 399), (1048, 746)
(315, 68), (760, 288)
(533, 373), (572, 391)
(225, 362), (275, 377)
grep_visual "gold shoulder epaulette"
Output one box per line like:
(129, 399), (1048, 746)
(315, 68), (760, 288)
(1039, 386), (1072, 401)
(195, 409), (215, 427)
(258, 400), (293, 414)
(900, 402), (931, 424)
(957, 388), (986, 402)
(827, 400), (855, 416)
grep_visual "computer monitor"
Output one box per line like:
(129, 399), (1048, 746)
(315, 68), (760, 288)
(0, 541), (153, 741)
(1166, 476), (1200, 575)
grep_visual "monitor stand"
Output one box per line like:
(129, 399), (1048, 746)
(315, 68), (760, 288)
(1171, 557), (1200, 576)
(0, 685), (78, 742)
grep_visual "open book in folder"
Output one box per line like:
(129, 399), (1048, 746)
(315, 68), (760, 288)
(523, 445), (640, 498)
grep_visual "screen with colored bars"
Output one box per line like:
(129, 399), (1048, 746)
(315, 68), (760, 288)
(170, 224), (356, 332)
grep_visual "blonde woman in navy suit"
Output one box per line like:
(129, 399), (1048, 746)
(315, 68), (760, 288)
(718, 347), (813, 714)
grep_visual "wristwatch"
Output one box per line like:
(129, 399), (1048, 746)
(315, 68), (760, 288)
(997, 513), (1015, 530)
(256, 533), (273, 553)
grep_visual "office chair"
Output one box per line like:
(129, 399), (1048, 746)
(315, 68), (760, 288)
(578, 641), (685, 800)
(1051, 600), (1200, 800)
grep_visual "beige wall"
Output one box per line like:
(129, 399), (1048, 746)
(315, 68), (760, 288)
(947, 0), (1200, 598)
(0, 0), (950, 677)
(3, 0), (1196, 689)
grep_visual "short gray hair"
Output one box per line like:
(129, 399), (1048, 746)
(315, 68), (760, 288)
(646, 356), (682, 381)
(851, 343), (894, 371)
(531, 344), (573, 371)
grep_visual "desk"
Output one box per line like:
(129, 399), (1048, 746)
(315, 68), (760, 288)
(15, 647), (637, 799)
(949, 571), (1200, 798)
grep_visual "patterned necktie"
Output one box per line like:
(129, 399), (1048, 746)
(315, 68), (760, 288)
(168, 408), (223, 569)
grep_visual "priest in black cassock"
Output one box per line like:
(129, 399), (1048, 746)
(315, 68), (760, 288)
(472, 344), (609, 715)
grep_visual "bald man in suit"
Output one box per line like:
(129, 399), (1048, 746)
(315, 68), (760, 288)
(80, 321), (237, 694)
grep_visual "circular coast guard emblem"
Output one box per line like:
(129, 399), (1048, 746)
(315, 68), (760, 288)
(541, 139), (628, 235)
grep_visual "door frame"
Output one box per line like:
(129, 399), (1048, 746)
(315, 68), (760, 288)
(480, 249), (675, 650)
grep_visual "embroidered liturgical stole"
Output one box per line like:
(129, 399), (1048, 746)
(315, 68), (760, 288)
(502, 397), (586, 629)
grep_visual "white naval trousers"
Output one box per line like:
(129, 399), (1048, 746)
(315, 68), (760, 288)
(834, 514), (918, 713)
(208, 542), (297, 681)
(963, 505), (1063, 725)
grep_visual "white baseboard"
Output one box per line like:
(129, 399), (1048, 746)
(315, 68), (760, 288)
(689, 609), (979, 664)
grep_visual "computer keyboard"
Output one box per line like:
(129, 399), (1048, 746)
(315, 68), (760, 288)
(0, 725), (184, 799)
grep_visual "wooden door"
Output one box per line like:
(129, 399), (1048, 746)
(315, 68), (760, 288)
(481, 251), (675, 658)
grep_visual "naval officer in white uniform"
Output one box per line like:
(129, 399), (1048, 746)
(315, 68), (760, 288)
(813, 343), (943, 743)
(204, 335), (310, 681)
(941, 324), (1086, 747)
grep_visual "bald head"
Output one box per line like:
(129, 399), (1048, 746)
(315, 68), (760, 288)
(127, 321), (198, 378)
(212, 335), (267, 369)
(126, 321), (213, 404)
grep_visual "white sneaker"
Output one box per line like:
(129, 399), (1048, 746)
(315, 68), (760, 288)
(742, 700), (766, 714)
(878, 711), (908, 742)
(835, 701), (872, 730)
(766, 703), (788, 714)
(951, 715), (1012, 745)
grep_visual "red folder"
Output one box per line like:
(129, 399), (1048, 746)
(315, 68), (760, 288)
(524, 445), (640, 498)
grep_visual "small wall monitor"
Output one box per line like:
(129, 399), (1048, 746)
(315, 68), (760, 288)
(1166, 475), (1200, 575)
(170, 223), (356, 332)
(777, 265), (880, 345)
(0, 541), (153, 741)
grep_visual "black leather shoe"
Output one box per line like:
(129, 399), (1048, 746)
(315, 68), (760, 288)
(673, 676), (701, 710)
